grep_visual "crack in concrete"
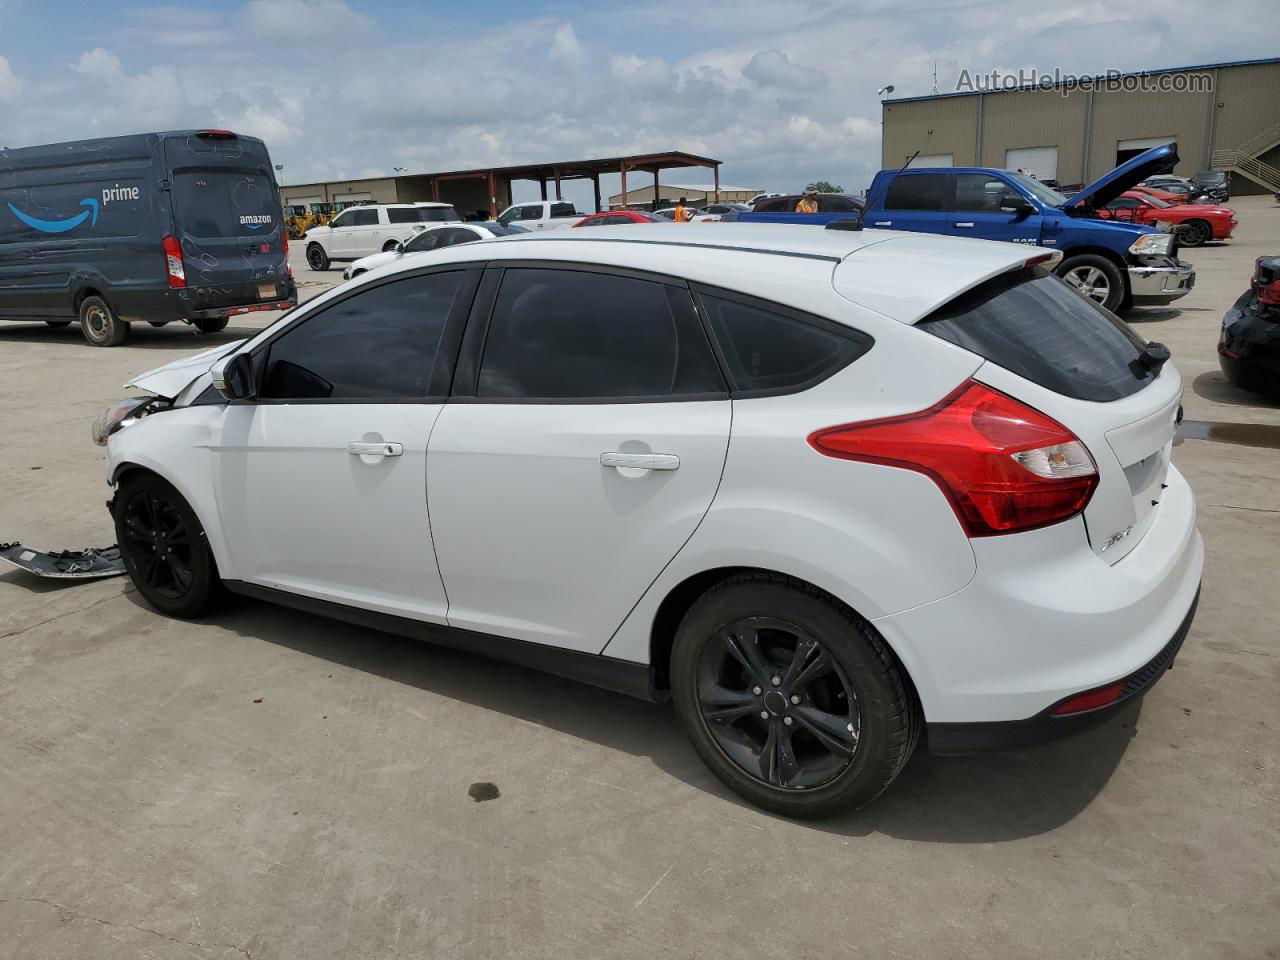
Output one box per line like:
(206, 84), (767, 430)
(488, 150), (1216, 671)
(0, 591), (124, 642)
(0, 896), (252, 958)
(1208, 503), (1280, 515)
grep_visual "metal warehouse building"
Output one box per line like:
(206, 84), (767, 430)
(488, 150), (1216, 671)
(882, 57), (1280, 195)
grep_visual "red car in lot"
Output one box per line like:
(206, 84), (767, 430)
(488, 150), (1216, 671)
(1098, 191), (1237, 246)
(1131, 184), (1189, 205)
(573, 211), (666, 227)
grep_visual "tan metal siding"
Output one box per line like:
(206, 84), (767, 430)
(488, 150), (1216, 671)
(980, 89), (1088, 181)
(881, 97), (978, 166)
(1087, 80), (1213, 179)
(1211, 62), (1280, 151)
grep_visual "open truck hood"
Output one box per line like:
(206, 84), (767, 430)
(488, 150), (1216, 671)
(125, 339), (245, 399)
(1066, 143), (1179, 210)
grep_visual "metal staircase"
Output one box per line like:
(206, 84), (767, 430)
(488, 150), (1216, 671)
(1212, 121), (1280, 193)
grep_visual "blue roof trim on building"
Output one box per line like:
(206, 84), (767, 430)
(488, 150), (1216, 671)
(883, 56), (1280, 104)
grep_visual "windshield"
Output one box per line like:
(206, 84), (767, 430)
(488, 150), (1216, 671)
(172, 171), (279, 237)
(1004, 171), (1068, 207)
(1195, 171), (1226, 183)
(1140, 193), (1171, 209)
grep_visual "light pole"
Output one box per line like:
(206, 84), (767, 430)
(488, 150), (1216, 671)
(876, 84), (895, 98)
(274, 163), (284, 184)
(393, 166), (407, 173)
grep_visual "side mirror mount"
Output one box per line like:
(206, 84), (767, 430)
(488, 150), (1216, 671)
(1000, 195), (1036, 217)
(395, 241), (406, 254)
(211, 352), (256, 402)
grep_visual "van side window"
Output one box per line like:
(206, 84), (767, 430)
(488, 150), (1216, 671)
(883, 174), (950, 211)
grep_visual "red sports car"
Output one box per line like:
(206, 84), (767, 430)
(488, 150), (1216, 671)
(573, 211), (665, 227)
(1097, 191), (1237, 246)
(1130, 184), (1189, 205)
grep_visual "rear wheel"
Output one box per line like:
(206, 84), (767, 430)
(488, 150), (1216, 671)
(671, 574), (919, 818)
(79, 295), (128, 347)
(306, 243), (330, 271)
(1056, 254), (1124, 313)
(113, 473), (222, 618)
(1178, 220), (1210, 247)
(194, 316), (229, 335)
(382, 239), (400, 252)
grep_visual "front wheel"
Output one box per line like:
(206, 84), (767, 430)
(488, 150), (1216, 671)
(1178, 220), (1210, 247)
(306, 243), (330, 271)
(1056, 254), (1125, 313)
(113, 473), (222, 618)
(671, 574), (919, 818)
(79, 295), (128, 347)
(382, 240), (400, 252)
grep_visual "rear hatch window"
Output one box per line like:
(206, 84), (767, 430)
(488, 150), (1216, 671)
(919, 265), (1152, 402)
(171, 171), (279, 238)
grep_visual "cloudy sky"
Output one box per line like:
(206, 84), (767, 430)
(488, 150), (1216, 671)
(0, 0), (1272, 206)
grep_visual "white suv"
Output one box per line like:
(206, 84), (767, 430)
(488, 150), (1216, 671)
(303, 202), (458, 271)
(96, 223), (1202, 817)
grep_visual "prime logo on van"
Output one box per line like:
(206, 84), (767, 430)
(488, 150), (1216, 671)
(6, 183), (140, 234)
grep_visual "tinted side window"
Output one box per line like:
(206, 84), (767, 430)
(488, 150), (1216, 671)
(387, 208), (420, 224)
(699, 294), (872, 394)
(404, 229), (444, 253)
(350, 208), (379, 226)
(438, 228), (478, 247)
(550, 202), (576, 218)
(521, 205), (544, 220)
(329, 210), (352, 228)
(883, 174), (949, 211)
(261, 272), (463, 400)
(477, 269), (724, 399)
(953, 174), (1012, 212)
(754, 197), (792, 212)
(818, 196), (859, 213)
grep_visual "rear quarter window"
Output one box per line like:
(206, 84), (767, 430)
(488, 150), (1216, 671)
(918, 266), (1153, 402)
(697, 291), (872, 395)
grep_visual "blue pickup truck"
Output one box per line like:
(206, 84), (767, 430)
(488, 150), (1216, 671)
(730, 145), (1194, 313)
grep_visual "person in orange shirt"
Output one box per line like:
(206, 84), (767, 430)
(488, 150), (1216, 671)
(672, 197), (693, 222)
(795, 191), (819, 214)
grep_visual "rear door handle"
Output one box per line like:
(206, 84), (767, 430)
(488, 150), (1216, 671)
(348, 441), (403, 458)
(953, 222), (975, 228)
(600, 452), (680, 471)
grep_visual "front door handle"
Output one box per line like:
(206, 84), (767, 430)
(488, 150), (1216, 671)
(953, 221), (974, 228)
(600, 452), (680, 471)
(348, 441), (403, 458)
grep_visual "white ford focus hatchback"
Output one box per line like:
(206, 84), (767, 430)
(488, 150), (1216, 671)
(99, 223), (1202, 817)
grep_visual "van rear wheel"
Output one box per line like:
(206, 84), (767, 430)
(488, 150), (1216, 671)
(194, 316), (229, 335)
(79, 295), (128, 347)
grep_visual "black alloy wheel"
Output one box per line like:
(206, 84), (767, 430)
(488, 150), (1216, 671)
(697, 617), (859, 790)
(1178, 220), (1210, 247)
(114, 475), (221, 618)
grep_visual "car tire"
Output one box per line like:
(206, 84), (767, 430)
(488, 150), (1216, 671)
(194, 316), (229, 335)
(113, 473), (223, 619)
(1056, 254), (1125, 313)
(44, 320), (72, 327)
(382, 240), (400, 252)
(670, 573), (919, 818)
(1178, 220), (1210, 247)
(79, 295), (128, 347)
(306, 243), (330, 271)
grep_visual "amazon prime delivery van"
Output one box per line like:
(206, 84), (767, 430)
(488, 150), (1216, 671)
(0, 129), (296, 346)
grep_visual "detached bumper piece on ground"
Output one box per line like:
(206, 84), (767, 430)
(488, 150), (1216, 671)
(0, 541), (126, 579)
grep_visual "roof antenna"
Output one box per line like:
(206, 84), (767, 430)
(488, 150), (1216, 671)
(827, 150), (919, 232)
(932, 60), (939, 96)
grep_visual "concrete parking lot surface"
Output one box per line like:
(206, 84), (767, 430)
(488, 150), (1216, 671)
(2, 205), (1277, 959)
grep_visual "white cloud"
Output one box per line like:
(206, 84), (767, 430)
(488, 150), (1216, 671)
(742, 49), (827, 92)
(0, 54), (21, 100)
(550, 23), (584, 67)
(245, 0), (372, 40)
(72, 47), (125, 82)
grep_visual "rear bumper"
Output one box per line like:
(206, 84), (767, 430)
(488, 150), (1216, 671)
(1128, 259), (1195, 305)
(926, 588), (1198, 753)
(872, 463), (1203, 732)
(115, 279), (297, 323)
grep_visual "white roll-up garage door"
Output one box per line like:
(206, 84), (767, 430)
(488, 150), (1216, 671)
(913, 153), (953, 167)
(1005, 146), (1058, 181)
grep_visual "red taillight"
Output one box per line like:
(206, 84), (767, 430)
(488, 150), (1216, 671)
(1051, 682), (1124, 716)
(1257, 280), (1280, 305)
(196, 129), (237, 139)
(162, 235), (186, 288)
(809, 381), (1099, 537)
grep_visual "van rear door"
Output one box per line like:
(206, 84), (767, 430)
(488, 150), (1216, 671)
(163, 132), (289, 310)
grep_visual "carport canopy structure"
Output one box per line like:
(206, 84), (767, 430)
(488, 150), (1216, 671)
(404, 151), (723, 218)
